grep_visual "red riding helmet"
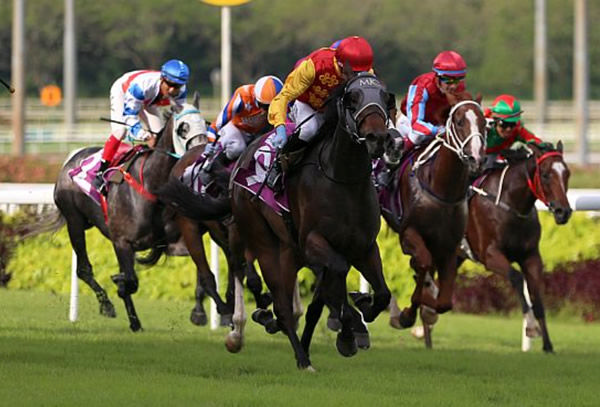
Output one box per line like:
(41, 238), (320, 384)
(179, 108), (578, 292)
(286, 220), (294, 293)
(432, 50), (467, 77)
(335, 36), (373, 72)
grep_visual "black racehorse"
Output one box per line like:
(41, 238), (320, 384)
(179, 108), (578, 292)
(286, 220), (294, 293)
(459, 142), (571, 352)
(386, 93), (486, 348)
(53, 96), (206, 331)
(226, 72), (393, 370)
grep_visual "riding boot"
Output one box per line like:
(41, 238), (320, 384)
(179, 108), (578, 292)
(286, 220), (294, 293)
(266, 137), (307, 193)
(92, 159), (110, 193)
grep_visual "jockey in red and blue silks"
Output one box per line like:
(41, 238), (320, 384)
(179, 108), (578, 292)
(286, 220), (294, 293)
(397, 50), (468, 153)
(205, 75), (283, 161)
(92, 59), (189, 191)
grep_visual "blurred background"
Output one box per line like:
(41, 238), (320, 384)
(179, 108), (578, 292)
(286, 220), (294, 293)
(0, 0), (599, 163)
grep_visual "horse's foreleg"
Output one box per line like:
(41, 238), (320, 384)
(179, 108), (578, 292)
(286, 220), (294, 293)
(520, 253), (553, 353)
(484, 247), (531, 313)
(111, 242), (141, 332)
(395, 228), (432, 328)
(65, 217), (115, 318)
(245, 259), (272, 310)
(435, 256), (457, 314)
(351, 243), (391, 323)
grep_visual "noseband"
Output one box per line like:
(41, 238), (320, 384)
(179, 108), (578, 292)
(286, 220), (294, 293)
(338, 73), (388, 143)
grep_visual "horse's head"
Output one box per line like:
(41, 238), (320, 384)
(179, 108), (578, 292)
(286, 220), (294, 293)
(443, 93), (486, 175)
(171, 92), (207, 156)
(338, 73), (391, 158)
(528, 141), (572, 224)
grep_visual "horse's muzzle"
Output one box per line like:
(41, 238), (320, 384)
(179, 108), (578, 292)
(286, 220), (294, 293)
(549, 202), (572, 225)
(366, 131), (390, 158)
(466, 156), (483, 177)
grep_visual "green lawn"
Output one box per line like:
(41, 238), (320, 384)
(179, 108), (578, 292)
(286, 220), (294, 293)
(1, 289), (599, 406)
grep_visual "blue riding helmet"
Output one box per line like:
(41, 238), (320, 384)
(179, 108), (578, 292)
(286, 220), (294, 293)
(160, 59), (190, 85)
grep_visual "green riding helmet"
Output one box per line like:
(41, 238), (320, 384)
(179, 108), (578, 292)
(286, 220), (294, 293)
(490, 94), (523, 123)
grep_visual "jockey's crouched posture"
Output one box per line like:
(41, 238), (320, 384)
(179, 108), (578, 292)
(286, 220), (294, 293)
(483, 94), (544, 169)
(265, 36), (377, 192)
(376, 50), (469, 188)
(92, 59), (190, 193)
(201, 75), (283, 180)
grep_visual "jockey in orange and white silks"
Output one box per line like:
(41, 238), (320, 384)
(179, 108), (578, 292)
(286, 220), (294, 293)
(205, 75), (283, 160)
(397, 50), (468, 152)
(92, 59), (189, 191)
(267, 36), (375, 149)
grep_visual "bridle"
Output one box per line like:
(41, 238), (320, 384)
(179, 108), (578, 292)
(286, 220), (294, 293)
(337, 73), (389, 143)
(414, 100), (484, 169)
(526, 151), (563, 207)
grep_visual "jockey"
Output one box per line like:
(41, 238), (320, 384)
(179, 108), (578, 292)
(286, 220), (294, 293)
(204, 75), (283, 161)
(397, 50), (468, 154)
(92, 59), (189, 191)
(266, 35), (375, 191)
(484, 94), (543, 167)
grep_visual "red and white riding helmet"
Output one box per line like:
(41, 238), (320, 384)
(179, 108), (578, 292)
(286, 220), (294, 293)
(254, 75), (283, 105)
(432, 50), (467, 77)
(335, 36), (374, 72)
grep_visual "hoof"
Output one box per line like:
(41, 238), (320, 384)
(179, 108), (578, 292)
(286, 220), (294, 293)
(389, 315), (402, 329)
(129, 320), (143, 332)
(99, 301), (116, 318)
(220, 313), (233, 327)
(398, 308), (417, 328)
(543, 343), (555, 354)
(420, 305), (438, 325)
(257, 292), (273, 309)
(303, 365), (316, 373)
(327, 316), (342, 332)
(411, 325), (426, 340)
(225, 332), (243, 353)
(349, 291), (372, 307)
(354, 332), (370, 350)
(336, 332), (358, 357)
(525, 326), (542, 338)
(190, 309), (208, 326)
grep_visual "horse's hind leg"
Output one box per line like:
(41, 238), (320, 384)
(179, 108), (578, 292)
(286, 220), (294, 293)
(65, 216), (115, 317)
(520, 253), (553, 353)
(111, 242), (142, 332)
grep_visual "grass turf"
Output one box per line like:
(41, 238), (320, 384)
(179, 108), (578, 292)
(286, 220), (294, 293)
(1, 289), (599, 406)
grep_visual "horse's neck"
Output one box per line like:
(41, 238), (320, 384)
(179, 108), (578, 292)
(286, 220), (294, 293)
(493, 161), (537, 213)
(425, 144), (469, 201)
(320, 124), (371, 184)
(140, 122), (175, 186)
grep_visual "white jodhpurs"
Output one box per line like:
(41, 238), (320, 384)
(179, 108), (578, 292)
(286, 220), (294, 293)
(290, 100), (326, 143)
(217, 121), (251, 160)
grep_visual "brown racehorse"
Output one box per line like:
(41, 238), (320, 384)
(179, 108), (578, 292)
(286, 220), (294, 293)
(459, 142), (571, 352)
(157, 147), (272, 325)
(227, 73), (393, 370)
(386, 95), (486, 346)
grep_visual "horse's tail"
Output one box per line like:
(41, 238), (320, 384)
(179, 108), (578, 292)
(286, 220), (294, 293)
(156, 176), (230, 222)
(18, 208), (66, 239)
(135, 245), (166, 266)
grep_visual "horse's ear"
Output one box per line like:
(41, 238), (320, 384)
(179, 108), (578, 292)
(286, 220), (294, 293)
(475, 92), (482, 105)
(192, 91), (200, 109)
(557, 140), (563, 153)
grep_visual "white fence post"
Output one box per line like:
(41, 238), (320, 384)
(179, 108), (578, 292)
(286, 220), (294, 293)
(522, 280), (532, 352)
(69, 250), (78, 322)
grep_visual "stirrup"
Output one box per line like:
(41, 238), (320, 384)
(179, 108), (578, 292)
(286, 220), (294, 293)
(266, 165), (282, 192)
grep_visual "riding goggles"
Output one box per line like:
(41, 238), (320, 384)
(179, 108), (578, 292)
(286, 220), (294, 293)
(438, 75), (465, 85)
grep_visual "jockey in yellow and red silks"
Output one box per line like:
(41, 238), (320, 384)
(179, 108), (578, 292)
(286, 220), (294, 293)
(205, 75), (283, 161)
(266, 36), (375, 189)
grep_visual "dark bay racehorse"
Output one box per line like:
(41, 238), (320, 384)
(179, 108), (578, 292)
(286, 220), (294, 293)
(227, 73), (393, 370)
(54, 98), (206, 331)
(386, 95), (486, 347)
(157, 147), (272, 325)
(459, 142), (571, 352)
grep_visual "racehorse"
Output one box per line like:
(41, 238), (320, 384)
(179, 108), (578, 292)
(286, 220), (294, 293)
(386, 94), (486, 346)
(53, 96), (206, 331)
(458, 142), (571, 352)
(156, 147), (273, 325)
(227, 72), (394, 370)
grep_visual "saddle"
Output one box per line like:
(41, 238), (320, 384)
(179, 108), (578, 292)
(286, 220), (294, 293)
(105, 145), (148, 186)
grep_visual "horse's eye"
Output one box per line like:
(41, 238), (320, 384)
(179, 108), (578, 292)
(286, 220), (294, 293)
(457, 118), (465, 126)
(541, 172), (551, 182)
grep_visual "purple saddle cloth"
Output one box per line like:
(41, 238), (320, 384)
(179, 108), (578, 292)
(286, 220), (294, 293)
(232, 123), (296, 216)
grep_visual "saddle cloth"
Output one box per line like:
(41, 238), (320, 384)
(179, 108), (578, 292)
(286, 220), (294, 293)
(68, 143), (139, 206)
(231, 124), (296, 216)
(374, 149), (417, 222)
